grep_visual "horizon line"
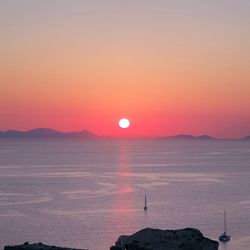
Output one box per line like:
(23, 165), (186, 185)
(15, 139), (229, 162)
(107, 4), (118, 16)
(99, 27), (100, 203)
(0, 127), (249, 140)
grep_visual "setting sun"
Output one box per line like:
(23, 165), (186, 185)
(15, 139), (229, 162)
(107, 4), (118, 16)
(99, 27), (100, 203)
(119, 118), (130, 129)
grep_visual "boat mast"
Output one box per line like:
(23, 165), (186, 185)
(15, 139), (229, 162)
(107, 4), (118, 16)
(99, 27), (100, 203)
(144, 194), (147, 210)
(224, 209), (227, 234)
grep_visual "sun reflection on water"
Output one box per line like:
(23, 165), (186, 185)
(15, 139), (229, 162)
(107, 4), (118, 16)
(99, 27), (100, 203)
(110, 141), (137, 238)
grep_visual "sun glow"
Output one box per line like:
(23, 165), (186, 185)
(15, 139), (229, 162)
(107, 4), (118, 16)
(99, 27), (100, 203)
(119, 118), (130, 129)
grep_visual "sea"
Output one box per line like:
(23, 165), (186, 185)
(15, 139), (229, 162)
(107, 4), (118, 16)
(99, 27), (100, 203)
(0, 138), (250, 250)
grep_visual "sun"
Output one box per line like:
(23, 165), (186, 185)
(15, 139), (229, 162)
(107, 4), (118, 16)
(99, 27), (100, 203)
(119, 118), (130, 129)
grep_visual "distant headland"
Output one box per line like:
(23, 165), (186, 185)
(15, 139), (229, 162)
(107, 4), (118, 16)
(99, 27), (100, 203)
(0, 128), (98, 138)
(159, 134), (215, 140)
(0, 128), (250, 140)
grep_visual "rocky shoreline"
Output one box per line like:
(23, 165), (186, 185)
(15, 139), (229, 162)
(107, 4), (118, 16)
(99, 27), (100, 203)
(4, 242), (88, 250)
(110, 227), (219, 250)
(3, 227), (219, 250)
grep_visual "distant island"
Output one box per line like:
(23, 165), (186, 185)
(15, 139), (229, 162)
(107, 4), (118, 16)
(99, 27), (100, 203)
(0, 128), (98, 138)
(0, 128), (250, 140)
(159, 134), (215, 140)
(159, 134), (250, 140)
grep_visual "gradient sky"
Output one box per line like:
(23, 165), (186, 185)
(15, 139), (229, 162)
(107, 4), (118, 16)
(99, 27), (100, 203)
(0, 0), (250, 137)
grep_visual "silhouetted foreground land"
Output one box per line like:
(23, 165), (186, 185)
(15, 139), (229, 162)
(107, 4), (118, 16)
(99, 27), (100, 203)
(2, 228), (219, 250)
(110, 228), (219, 250)
(4, 243), (88, 250)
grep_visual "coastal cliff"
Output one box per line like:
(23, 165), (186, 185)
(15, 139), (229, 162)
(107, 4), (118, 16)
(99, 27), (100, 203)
(111, 228), (219, 250)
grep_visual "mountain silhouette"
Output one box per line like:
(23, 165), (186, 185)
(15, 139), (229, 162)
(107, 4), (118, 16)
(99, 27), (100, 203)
(0, 128), (98, 138)
(0, 129), (249, 140)
(243, 136), (250, 140)
(159, 134), (215, 140)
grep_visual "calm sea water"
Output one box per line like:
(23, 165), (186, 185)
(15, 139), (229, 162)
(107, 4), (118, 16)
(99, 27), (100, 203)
(0, 139), (250, 250)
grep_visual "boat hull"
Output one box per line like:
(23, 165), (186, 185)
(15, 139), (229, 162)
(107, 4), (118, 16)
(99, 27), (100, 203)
(219, 234), (230, 242)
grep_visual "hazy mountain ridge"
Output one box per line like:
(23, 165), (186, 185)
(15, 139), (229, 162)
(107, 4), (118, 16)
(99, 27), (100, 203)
(0, 129), (250, 139)
(159, 134), (215, 140)
(0, 128), (98, 138)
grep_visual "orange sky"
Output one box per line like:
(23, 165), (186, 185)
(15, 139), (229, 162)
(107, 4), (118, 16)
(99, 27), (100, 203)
(0, 1), (250, 138)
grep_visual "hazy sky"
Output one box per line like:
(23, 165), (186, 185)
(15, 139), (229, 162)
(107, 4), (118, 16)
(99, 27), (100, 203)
(1, 0), (250, 137)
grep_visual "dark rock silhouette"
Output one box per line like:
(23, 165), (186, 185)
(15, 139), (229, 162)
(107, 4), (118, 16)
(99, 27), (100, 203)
(4, 242), (88, 250)
(111, 228), (219, 250)
(0, 128), (98, 138)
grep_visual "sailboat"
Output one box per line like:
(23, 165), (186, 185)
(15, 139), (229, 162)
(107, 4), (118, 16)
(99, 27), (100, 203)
(144, 194), (148, 210)
(219, 209), (230, 242)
